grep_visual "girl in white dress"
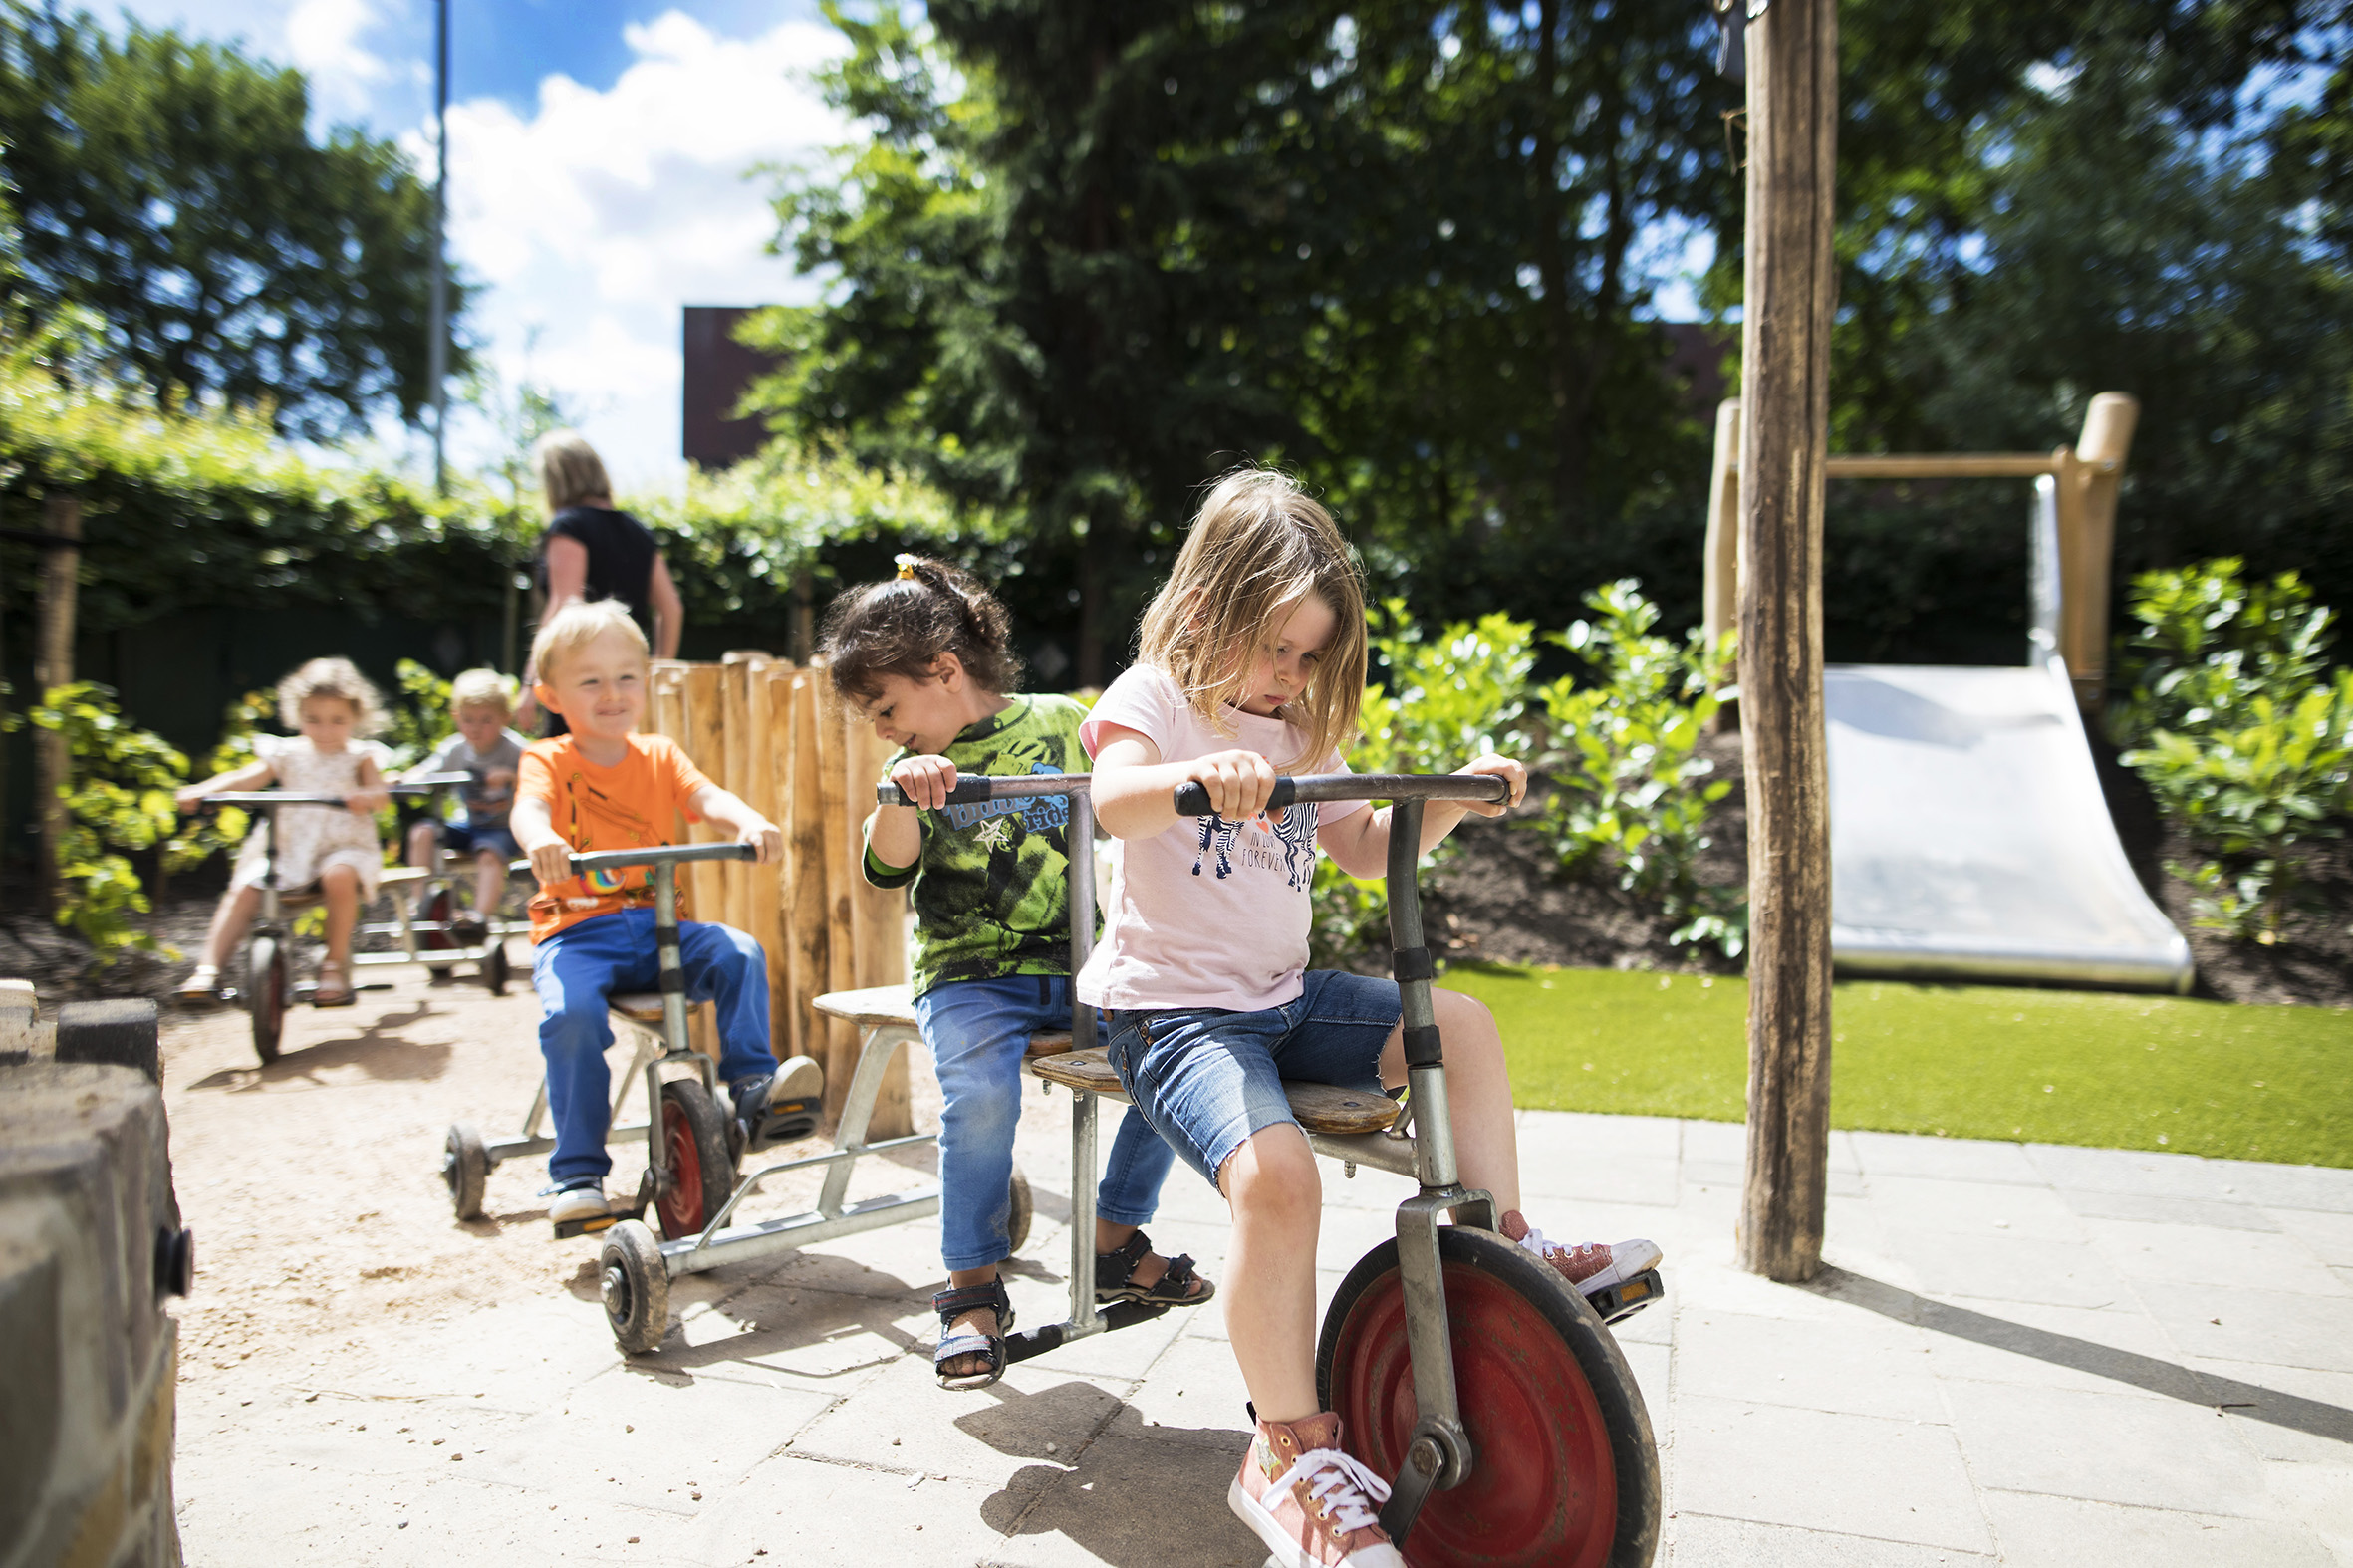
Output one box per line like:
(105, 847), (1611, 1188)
(176, 658), (392, 1006)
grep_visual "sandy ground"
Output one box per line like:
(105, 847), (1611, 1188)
(159, 955), (946, 1391)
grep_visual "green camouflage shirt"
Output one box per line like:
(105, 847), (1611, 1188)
(863, 693), (1095, 997)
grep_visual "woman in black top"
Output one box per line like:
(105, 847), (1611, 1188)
(515, 431), (684, 730)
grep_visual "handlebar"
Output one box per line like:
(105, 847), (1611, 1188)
(1172, 772), (1508, 818)
(191, 776), (469, 809)
(876, 775), (1093, 808)
(566, 842), (758, 875)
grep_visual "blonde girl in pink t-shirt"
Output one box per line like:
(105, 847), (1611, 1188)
(1081, 468), (1663, 1568)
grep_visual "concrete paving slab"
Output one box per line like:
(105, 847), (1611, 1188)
(675, 1453), (1011, 1567)
(2203, 1159), (2353, 1215)
(1941, 1378), (2276, 1517)
(985, 1424), (1260, 1567)
(2271, 1206), (2353, 1267)
(1666, 1512), (1998, 1566)
(1903, 1295), (2208, 1402)
(2135, 1282), (2353, 1373)
(1670, 1395), (1992, 1552)
(1863, 1176), (2091, 1242)
(2059, 1186), (2282, 1230)
(1852, 1130), (2048, 1186)
(2023, 1143), (2238, 1202)
(1518, 1153), (1686, 1208)
(792, 1357), (1129, 1487)
(1885, 1227), (2137, 1310)
(1672, 1308), (1942, 1423)
(1117, 1327), (1254, 1444)
(2184, 1357), (2353, 1465)
(2261, 1460), (2353, 1566)
(1680, 1118), (1748, 1164)
(1980, 1487), (2340, 1568)
(1516, 1106), (1686, 1161)
(2085, 1215), (2346, 1297)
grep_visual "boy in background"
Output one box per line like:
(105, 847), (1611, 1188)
(401, 668), (528, 936)
(512, 600), (824, 1237)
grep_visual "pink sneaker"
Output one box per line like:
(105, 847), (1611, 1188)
(1226, 1411), (1404, 1568)
(1500, 1210), (1664, 1295)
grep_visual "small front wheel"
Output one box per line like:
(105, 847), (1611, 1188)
(653, 1079), (736, 1240)
(247, 936), (288, 1064)
(481, 940), (510, 997)
(1005, 1164), (1034, 1254)
(599, 1220), (670, 1354)
(442, 1123), (490, 1220)
(1316, 1226), (1661, 1568)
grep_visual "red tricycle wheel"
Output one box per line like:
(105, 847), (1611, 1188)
(653, 1079), (735, 1240)
(1316, 1226), (1660, 1568)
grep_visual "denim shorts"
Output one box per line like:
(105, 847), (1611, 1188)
(441, 819), (522, 862)
(1106, 969), (1402, 1189)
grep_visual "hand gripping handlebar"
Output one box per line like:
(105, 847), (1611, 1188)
(1170, 772), (1508, 818)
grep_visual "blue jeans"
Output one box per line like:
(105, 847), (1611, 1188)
(1108, 969), (1401, 1188)
(532, 908), (774, 1186)
(916, 974), (1175, 1272)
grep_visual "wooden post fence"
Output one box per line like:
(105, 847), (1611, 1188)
(1734, 0), (1838, 1284)
(35, 492), (82, 911)
(641, 653), (913, 1137)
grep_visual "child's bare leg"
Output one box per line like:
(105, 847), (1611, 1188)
(318, 865), (361, 969)
(1379, 985), (1520, 1216)
(404, 820), (439, 869)
(473, 849), (506, 917)
(199, 885), (264, 970)
(1217, 1124), (1323, 1422)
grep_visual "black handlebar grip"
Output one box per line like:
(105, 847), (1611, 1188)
(1173, 778), (1296, 817)
(876, 779), (996, 807)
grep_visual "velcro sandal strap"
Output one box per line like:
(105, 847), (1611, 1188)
(1093, 1228), (1154, 1292)
(932, 1279), (1011, 1324)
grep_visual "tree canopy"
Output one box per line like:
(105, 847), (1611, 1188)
(0, 3), (466, 439)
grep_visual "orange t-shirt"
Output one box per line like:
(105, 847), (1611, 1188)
(518, 732), (713, 942)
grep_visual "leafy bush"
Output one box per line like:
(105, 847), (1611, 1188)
(1307, 604), (1538, 968)
(27, 683), (222, 959)
(2113, 559), (2352, 945)
(1532, 580), (1744, 955)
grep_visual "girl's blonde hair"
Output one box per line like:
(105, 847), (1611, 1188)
(1137, 468), (1367, 768)
(278, 657), (387, 735)
(532, 430), (613, 512)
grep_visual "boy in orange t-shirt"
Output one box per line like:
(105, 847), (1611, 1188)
(512, 600), (821, 1237)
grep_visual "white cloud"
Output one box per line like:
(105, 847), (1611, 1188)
(284, 0), (391, 124)
(426, 11), (848, 493)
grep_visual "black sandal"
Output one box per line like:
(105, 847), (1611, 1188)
(1095, 1229), (1216, 1308)
(932, 1277), (1015, 1391)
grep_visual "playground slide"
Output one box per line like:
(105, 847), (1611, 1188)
(1823, 479), (2195, 992)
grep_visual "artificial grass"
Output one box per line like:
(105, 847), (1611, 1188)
(1444, 964), (2353, 1169)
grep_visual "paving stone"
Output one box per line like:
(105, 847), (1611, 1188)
(2184, 1356), (2353, 1464)
(2268, 1206), (2353, 1267)
(2261, 1460), (2353, 1565)
(1908, 1295), (2207, 1402)
(1851, 1129), (2046, 1186)
(1885, 1226), (2137, 1310)
(1518, 1153), (1684, 1208)
(2135, 1282), (2353, 1373)
(1942, 1378), (2276, 1517)
(1861, 1175), (2091, 1242)
(1670, 1396), (1991, 1552)
(1671, 1308), (1942, 1423)
(676, 1451), (1011, 1567)
(1665, 1512), (1997, 1566)
(1980, 1487), (2339, 1567)
(2085, 1215), (2345, 1297)
(983, 1424), (1259, 1566)
(791, 1356), (1127, 1486)
(2201, 1159), (2353, 1215)
(1515, 1106), (1685, 1161)
(1115, 1328), (1253, 1446)
(2059, 1186), (2282, 1230)
(1679, 1118), (1748, 1165)
(2024, 1143), (2236, 1201)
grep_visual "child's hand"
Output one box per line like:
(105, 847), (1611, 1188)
(739, 818), (783, 866)
(173, 785), (210, 813)
(345, 788), (390, 816)
(525, 838), (575, 888)
(1189, 749), (1277, 819)
(889, 754), (958, 811)
(1455, 754), (1527, 818)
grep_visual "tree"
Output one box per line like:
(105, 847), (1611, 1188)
(0, 4), (465, 439)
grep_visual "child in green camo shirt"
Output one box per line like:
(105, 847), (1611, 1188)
(822, 555), (1212, 1391)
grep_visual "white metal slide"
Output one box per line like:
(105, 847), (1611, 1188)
(1823, 479), (2195, 992)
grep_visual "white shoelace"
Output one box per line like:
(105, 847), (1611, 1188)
(1266, 1445), (1394, 1535)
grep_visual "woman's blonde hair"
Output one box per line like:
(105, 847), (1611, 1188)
(278, 657), (387, 735)
(532, 598), (648, 683)
(1136, 467), (1367, 768)
(532, 430), (613, 512)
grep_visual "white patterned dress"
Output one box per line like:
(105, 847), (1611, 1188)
(228, 737), (388, 900)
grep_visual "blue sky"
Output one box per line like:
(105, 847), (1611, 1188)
(111, 0), (847, 488)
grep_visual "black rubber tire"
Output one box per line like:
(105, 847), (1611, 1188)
(56, 998), (161, 1082)
(653, 1079), (736, 1240)
(482, 941), (510, 997)
(1006, 1165), (1034, 1254)
(1315, 1226), (1661, 1568)
(600, 1220), (670, 1355)
(442, 1123), (490, 1221)
(247, 937), (286, 1065)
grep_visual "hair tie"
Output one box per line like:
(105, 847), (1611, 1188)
(895, 554), (919, 580)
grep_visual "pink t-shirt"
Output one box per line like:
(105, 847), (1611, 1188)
(1075, 664), (1368, 1013)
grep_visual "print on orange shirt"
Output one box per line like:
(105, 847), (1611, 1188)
(517, 732), (712, 942)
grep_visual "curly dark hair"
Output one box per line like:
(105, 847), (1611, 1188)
(820, 555), (1023, 701)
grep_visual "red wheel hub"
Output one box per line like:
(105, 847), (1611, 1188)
(1327, 1257), (1618, 1568)
(655, 1099), (703, 1237)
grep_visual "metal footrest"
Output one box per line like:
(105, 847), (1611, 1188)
(1586, 1267), (1665, 1325)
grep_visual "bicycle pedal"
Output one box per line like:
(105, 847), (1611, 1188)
(1589, 1267), (1665, 1325)
(551, 1213), (619, 1240)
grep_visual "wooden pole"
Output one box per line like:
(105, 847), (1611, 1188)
(818, 671), (911, 1136)
(1735, 0), (1837, 1283)
(757, 664), (796, 1059)
(783, 671), (833, 1098)
(2059, 393), (2140, 711)
(35, 492), (82, 910)
(1702, 397), (1743, 653)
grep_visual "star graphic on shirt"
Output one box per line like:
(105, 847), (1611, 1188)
(971, 817), (1015, 852)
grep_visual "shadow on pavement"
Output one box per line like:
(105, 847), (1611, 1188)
(188, 1004), (450, 1089)
(1809, 1264), (2353, 1447)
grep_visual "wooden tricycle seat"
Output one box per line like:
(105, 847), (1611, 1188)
(1027, 1047), (1400, 1136)
(813, 983), (1074, 1057)
(609, 993), (667, 1024)
(380, 867), (431, 888)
